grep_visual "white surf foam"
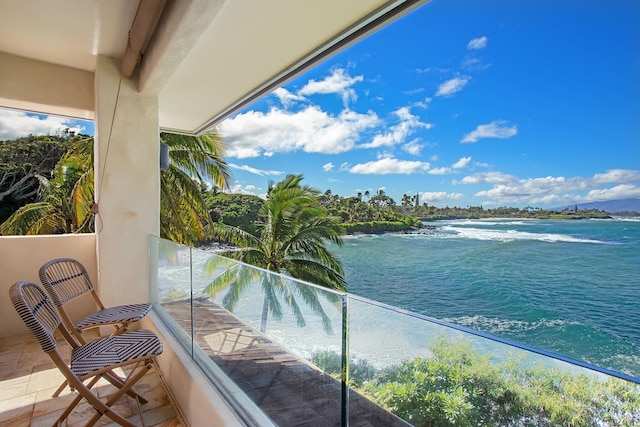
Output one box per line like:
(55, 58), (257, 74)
(444, 315), (580, 334)
(440, 225), (607, 244)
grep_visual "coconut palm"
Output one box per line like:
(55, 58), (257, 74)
(1, 130), (230, 244)
(0, 137), (94, 235)
(204, 174), (346, 333)
(160, 130), (231, 245)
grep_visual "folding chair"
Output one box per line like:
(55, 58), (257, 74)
(10, 280), (163, 427)
(39, 258), (151, 345)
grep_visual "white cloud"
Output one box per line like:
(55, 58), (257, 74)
(402, 140), (424, 155)
(467, 36), (488, 50)
(452, 156), (472, 169)
(322, 162), (334, 172)
(457, 171), (518, 185)
(0, 108), (86, 140)
(460, 169), (640, 206)
(427, 157), (472, 175)
(592, 169), (640, 185)
(435, 76), (470, 97)
(224, 184), (264, 197)
(428, 167), (450, 175)
(360, 107), (432, 149)
(349, 156), (431, 175)
(419, 191), (465, 202)
(273, 88), (306, 108)
(461, 120), (518, 143)
(228, 163), (283, 176)
(585, 184), (640, 200)
(220, 106), (380, 158)
(298, 68), (364, 107)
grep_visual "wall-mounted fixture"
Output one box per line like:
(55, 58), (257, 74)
(160, 143), (169, 170)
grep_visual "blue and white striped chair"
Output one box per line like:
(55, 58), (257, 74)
(39, 258), (151, 344)
(10, 280), (163, 427)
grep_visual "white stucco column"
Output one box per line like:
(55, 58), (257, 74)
(94, 55), (160, 307)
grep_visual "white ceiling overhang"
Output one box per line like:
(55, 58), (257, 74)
(149, 0), (427, 134)
(0, 0), (427, 134)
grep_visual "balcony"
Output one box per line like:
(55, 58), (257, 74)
(1, 234), (639, 426)
(149, 236), (640, 426)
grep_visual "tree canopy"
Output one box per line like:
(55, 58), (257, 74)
(0, 132), (80, 223)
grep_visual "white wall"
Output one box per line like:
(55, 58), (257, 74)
(0, 234), (97, 337)
(94, 55), (160, 309)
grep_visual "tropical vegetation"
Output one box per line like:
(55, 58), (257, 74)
(0, 131), (77, 224)
(159, 131), (231, 245)
(0, 135), (94, 235)
(203, 174), (346, 332)
(312, 336), (640, 427)
(0, 130), (230, 245)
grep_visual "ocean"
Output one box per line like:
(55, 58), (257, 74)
(331, 218), (640, 378)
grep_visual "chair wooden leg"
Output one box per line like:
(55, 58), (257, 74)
(51, 378), (68, 397)
(102, 369), (149, 404)
(85, 363), (152, 427)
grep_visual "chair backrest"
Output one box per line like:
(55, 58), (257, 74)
(10, 281), (60, 353)
(39, 258), (94, 307)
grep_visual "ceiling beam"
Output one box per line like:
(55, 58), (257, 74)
(121, 0), (167, 78)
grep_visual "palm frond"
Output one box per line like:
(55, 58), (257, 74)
(0, 202), (58, 235)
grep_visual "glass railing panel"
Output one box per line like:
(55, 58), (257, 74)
(188, 248), (347, 426)
(346, 295), (640, 427)
(150, 237), (639, 426)
(151, 235), (195, 354)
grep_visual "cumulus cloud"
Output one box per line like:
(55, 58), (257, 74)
(467, 36), (488, 50)
(0, 108), (86, 140)
(322, 162), (334, 172)
(349, 156), (431, 175)
(220, 106), (380, 158)
(592, 169), (640, 185)
(224, 184), (264, 197)
(298, 68), (364, 107)
(428, 167), (450, 175)
(460, 169), (640, 206)
(452, 156), (472, 169)
(427, 157), (473, 175)
(435, 76), (470, 97)
(419, 191), (465, 203)
(360, 107), (432, 149)
(273, 88), (306, 108)
(585, 184), (640, 200)
(228, 163), (283, 176)
(402, 140), (424, 155)
(461, 120), (518, 143)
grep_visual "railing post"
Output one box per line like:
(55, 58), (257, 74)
(341, 294), (349, 427)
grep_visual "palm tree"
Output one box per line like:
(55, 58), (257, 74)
(1, 130), (230, 244)
(160, 131), (231, 245)
(204, 174), (346, 333)
(0, 137), (94, 235)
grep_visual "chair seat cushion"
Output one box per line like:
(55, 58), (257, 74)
(70, 329), (163, 380)
(76, 303), (152, 330)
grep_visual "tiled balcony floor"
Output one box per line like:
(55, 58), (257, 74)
(0, 330), (183, 427)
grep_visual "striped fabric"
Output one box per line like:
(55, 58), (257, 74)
(9, 281), (60, 353)
(71, 329), (163, 380)
(76, 303), (152, 330)
(39, 258), (94, 306)
(39, 257), (151, 333)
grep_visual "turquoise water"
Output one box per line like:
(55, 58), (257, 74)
(331, 218), (640, 378)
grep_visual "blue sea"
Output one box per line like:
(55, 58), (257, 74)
(330, 218), (640, 378)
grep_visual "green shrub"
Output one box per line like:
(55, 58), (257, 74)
(312, 336), (640, 426)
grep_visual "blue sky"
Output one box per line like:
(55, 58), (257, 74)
(2, 0), (638, 208)
(219, 0), (640, 208)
